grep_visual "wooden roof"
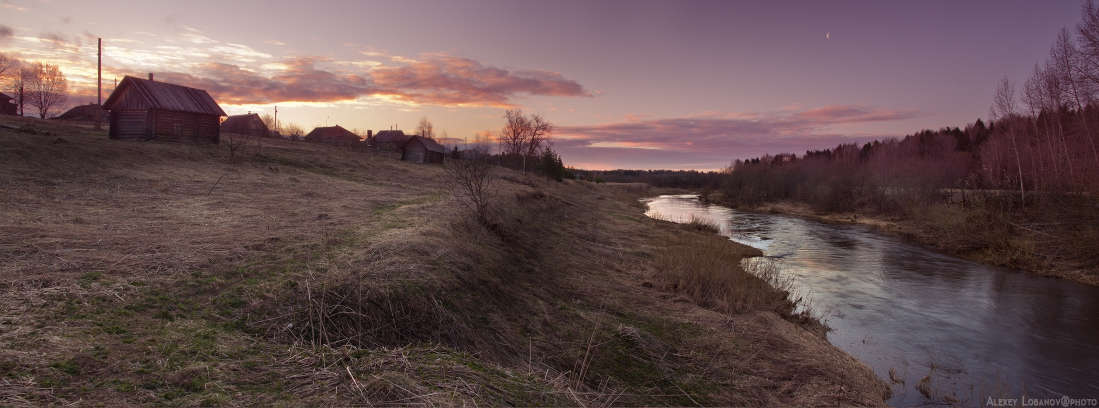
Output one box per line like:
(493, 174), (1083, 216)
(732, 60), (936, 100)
(374, 130), (409, 143)
(103, 76), (226, 116)
(56, 103), (107, 120)
(403, 135), (447, 154)
(220, 113), (268, 132)
(304, 125), (360, 141)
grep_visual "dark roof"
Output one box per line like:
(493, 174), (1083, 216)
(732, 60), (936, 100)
(220, 113), (268, 132)
(0, 92), (11, 102)
(103, 76), (226, 116)
(403, 135), (447, 154)
(56, 103), (107, 120)
(374, 130), (408, 143)
(304, 125), (360, 142)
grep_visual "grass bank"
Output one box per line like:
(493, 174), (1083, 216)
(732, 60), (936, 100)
(1, 116), (887, 406)
(706, 194), (1099, 287)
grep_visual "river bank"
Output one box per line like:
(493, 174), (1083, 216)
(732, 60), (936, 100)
(1, 117), (889, 406)
(700, 194), (1099, 287)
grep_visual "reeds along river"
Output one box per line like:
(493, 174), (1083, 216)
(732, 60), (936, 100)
(643, 194), (1099, 407)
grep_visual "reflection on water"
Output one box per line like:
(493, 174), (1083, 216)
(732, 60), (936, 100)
(643, 195), (1099, 406)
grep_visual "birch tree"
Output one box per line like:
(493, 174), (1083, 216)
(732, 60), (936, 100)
(990, 75), (1027, 206)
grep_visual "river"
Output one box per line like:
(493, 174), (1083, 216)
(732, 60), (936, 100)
(643, 194), (1099, 407)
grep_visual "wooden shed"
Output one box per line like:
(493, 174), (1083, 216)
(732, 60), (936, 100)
(303, 125), (361, 145)
(220, 113), (270, 137)
(103, 75), (226, 142)
(400, 135), (446, 164)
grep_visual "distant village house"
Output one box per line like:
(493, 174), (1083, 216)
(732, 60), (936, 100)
(102, 75), (226, 142)
(400, 135), (446, 164)
(0, 92), (16, 116)
(303, 125), (361, 145)
(220, 113), (270, 138)
(56, 103), (109, 122)
(373, 130), (409, 152)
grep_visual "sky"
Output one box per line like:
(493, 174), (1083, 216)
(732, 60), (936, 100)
(0, 0), (1090, 170)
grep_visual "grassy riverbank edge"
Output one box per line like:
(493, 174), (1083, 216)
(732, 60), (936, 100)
(1, 117), (889, 406)
(708, 197), (1099, 287)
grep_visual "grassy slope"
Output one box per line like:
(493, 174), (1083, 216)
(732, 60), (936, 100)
(0, 117), (887, 406)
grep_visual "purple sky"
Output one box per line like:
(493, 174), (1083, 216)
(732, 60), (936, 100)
(0, 0), (1088, 170)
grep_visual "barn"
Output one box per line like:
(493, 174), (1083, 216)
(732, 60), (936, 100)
(400, 135), (446, 164)
(220, 113), (270, 137)
(303, 125), (361, 145)
(102, 75), (225, 142)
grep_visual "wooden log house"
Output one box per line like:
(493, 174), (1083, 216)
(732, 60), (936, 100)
(220, 113), (270, 138)
(400, 135), (446, 164)
(103, 75), (226, 142)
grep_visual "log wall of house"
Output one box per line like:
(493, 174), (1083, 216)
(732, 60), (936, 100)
(109, 111), (149, 140)
(402, 140), (427, 163)
(426, 151), (444, 164)
(150, 110), (220, 143)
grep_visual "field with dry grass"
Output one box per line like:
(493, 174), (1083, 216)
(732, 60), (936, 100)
(1, 116), (888, 406)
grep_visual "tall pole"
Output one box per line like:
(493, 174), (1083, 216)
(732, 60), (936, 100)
(95, 37), (102, 131)
(273, 106), (277, 135)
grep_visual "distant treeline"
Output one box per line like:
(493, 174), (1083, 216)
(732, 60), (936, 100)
(592, 169), (725, 188)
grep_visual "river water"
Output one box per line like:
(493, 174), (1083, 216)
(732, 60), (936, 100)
(643, 194), (1099, 407)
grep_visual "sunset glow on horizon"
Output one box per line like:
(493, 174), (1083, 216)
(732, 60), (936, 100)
(0, 0), (1089, 170)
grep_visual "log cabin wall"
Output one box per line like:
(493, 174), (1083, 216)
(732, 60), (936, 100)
(109, 111), (148, 140)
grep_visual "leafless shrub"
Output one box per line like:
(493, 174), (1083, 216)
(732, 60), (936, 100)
(444, 143), (497, 226)
(223, 132), (250, 162)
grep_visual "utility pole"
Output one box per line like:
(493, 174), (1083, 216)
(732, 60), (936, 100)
(273, 106), (277, 135)
(95, 37), (102, 131)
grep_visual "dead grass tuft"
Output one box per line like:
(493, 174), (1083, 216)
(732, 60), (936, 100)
(651, 231), (798, 315)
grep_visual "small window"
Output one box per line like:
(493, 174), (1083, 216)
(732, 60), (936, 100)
(174, 123), (182, 135)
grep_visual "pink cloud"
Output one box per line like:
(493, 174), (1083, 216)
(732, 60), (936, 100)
(157, 58), (372, 105)
(370, 56), (591, 107)
(0, 25), (13, 42)
(554, 105), (924, 170)
(154, 55), (590, 107)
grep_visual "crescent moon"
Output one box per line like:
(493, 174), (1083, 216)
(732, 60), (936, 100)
(826, 32), (830, 39)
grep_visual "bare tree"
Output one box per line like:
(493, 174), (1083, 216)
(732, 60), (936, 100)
(522, 113), (553, 174)
(0, 53), (12, 84)
(444, 139), (497, 226)
(499, 109), (553, 173)
(224, 131), (249, 161)
(416, 115), (435, 139)
(282, 122), (305, 141)
(23, 62), (68, 119)
(9, 73), (25, 116)
(500, 108), (530, 159)
(261, 113), (275, 133)
(1076, 0), (1099, 87)
(990, 75), (1026, 206)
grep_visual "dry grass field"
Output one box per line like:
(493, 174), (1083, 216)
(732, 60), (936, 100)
(1, 116), (888, 406)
